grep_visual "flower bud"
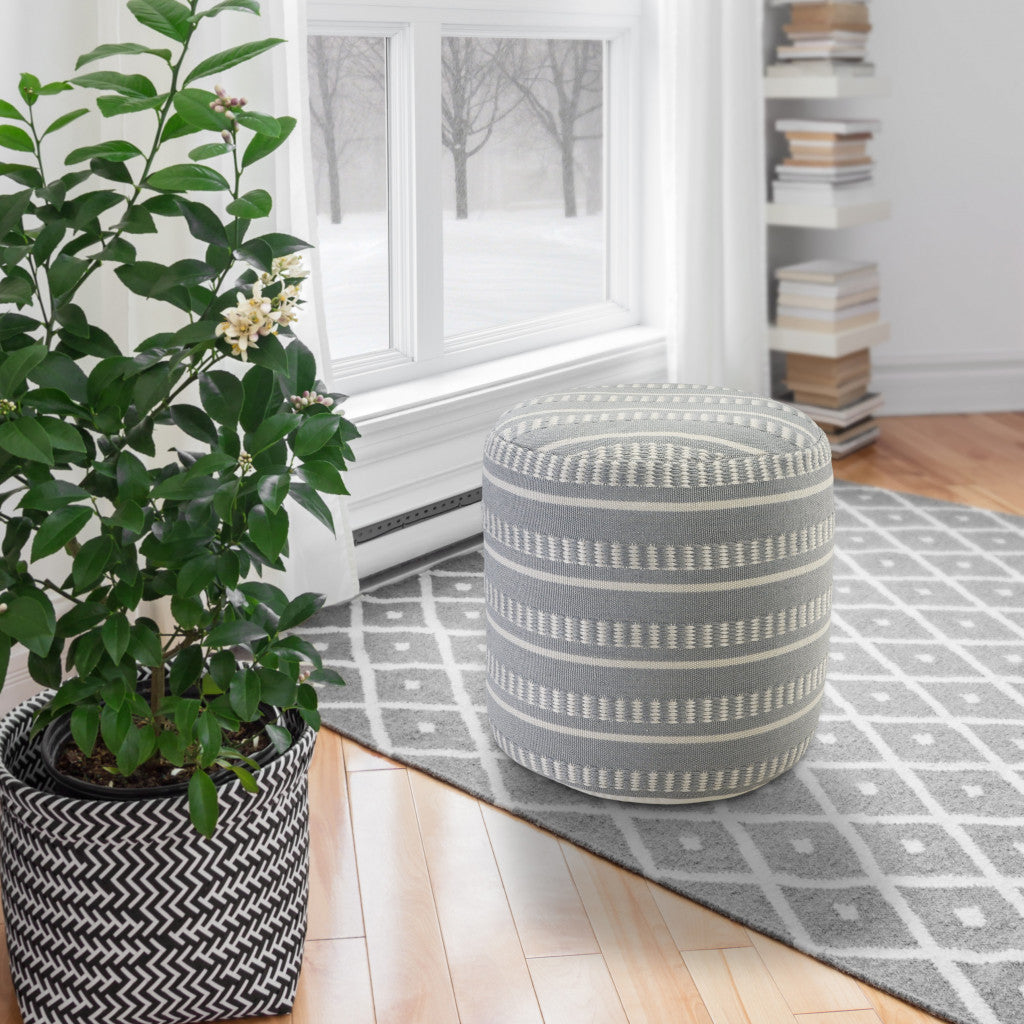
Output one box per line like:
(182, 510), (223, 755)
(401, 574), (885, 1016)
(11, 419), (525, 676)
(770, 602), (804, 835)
(0, 603), (7, 615)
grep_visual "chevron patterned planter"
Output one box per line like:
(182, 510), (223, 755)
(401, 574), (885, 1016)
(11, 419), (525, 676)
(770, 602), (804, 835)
(0, 694), (315, 1024)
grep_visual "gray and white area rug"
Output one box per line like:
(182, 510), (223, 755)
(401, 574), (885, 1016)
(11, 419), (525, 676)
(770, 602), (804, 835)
(303, 482), (1024, 1024)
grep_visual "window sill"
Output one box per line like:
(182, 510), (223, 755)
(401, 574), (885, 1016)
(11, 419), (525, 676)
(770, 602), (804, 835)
(342, 325), (667, 576)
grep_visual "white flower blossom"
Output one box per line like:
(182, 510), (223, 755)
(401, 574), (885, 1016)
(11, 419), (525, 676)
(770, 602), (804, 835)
(216, 281), (282, 361)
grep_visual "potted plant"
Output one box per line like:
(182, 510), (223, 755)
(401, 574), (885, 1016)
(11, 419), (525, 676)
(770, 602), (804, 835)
(0, 2), (355, 1022)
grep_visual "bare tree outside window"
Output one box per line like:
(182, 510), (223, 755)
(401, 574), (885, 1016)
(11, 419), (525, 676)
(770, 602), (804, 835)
(441, 37), (521, 220)
(308, 36), (390, 357)
(503, 40), (604, 218)
(442, 36), (606, 339)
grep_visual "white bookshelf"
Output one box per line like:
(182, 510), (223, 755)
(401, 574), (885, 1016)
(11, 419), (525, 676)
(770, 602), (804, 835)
(769, 321), (890, 359)
(766, 200), (890, 230)
(763, 75), (890, 99)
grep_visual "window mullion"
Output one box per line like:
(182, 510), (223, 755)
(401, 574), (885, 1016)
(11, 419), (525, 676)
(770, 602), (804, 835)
(406, 19), (445, 363)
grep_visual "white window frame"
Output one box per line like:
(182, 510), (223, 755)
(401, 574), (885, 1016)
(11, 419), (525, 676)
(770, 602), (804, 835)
(307, 0), (644, 393)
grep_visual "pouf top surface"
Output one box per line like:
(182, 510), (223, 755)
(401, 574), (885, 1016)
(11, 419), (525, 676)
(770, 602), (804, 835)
(487, 384), (830, 487)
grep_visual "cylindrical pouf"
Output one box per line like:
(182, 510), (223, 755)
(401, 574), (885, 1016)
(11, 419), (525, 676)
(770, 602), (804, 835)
(0, 693), (314, 1024)
(482, 383), (834, 803)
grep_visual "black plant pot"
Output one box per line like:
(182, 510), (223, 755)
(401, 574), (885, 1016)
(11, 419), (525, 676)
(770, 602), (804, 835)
(0, 693), (316, 1024)
(38, 706), (293, 801)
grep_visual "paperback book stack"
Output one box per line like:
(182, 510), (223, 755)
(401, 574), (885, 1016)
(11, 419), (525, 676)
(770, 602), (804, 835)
(776, 259), (882, 457)
(772, 117), (880, 206)
(767, 0), (874, 79)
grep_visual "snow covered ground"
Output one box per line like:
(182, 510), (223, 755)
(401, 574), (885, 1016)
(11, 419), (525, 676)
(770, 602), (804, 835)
(316, 207), (604, 360)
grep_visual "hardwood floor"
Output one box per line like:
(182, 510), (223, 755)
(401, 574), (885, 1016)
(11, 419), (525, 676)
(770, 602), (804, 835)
(2, 412), (1022, 1024)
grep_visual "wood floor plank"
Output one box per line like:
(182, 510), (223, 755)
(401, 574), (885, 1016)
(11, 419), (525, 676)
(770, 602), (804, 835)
(746, 931), (873, 1015)
(649, 883), (751, 951)
(480, 802), (600, 958)
(683, 947), (797, 1024)
(560, 841), (714, 1024)
(408, 772), (543, 1024)
(290, 938), (374, 1024)
(858, 984), (951, 1024)
(527, 953), (629, 1024)
(341, 737), (403, 772)
(797, 1011), (884, 1024)
(348, 769), (459, 1024)
(306, 732), (363, 941)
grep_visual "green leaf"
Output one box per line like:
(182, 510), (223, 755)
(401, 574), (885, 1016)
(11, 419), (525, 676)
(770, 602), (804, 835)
(127, 0), (193, 43)
(225, 763), (259, 793)
(241, 115), (295, 170)
(258, 472), (289, 514)
(196, 710), (221, 764)
(226, 188), (271, 218)
(101, 613), (131, 663)
(75, 42), (173, 70)
(246, 412), (300, 455)
(0, 635), (11, 684)
(0, 274), (33, 306)
(170, 403), (218, 444)
(265, 722), (292, 755)
(199, 370), (243, 425)
(0, 343), (46, 394)
(172, 197), (229, 246)
(0, 125), (34, 153)
(129, 622), (164, 667)
(258, 668), (296, 706)
(0, 419), (54, 465)
(117, 451), (150, 505)
(188, 141), (233, 161)
(290, 481), (335, 535)
(278, 592), (326, 632)
(100, 701), (132, 753)
(234, 237), (273, 274)
(183, 39), (284, 86)
(293, 414), (340, 457)
(31, 504), (92, 561)
(71, 70), (157, 98)
(70, 705), (100, 757)
(20, 480), (89, 511)
(38, 82), (73, 97)
(146, 163), (230, 192)
(120, 205), (157, 234)
(299, 459), (346, 495)
(205, 619), (266, 648)
(18, 73), (41, 107)
(169, 647), (203, 696)
(171, 88), (230, 132)
(188, 769), (218, 837)
(57, 601), (108, 637)
(48, 254), (89, 300)
(97, 93), (167, 117)
(52, 303), (89, 339)
(107, 500), (145, 533)
(0, 187), (31, 243)
(38, 417), (86, 453)
(233, 110), (281, 137)
(170, 594), (203, 629)
(66, 140), (144, 165)
(0, 593), (56, 657)
(72, 535), (114, 591)
(0, 99), (25, 122)
(195, 0), (260, 18)
(248, 231), (310, 257)
(248, 505), (288, 563)
(229, 670), (260, 720)
(239, 365), (274, 431)
(41, 107), (89, 138)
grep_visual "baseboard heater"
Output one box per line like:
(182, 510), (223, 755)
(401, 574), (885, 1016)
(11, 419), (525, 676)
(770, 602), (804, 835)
(352, 487), (483, 544)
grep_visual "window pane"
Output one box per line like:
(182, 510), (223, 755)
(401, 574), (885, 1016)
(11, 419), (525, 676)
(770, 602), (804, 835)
(441, 37), (605, 339)
(307, 36), (390, 358)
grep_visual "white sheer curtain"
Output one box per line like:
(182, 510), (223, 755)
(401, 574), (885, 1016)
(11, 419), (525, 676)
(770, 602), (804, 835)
(260, 0), (361, 605)
(658, 0), (769, 394)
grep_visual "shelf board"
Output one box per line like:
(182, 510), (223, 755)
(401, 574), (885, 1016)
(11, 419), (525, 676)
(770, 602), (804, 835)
(769, 321), (890, 358)
(763, 75), (890, 99)
(766, 200), (890, 229)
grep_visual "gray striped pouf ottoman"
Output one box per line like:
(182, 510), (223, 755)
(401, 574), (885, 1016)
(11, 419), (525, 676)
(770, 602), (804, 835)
(482, 384), (834, 803)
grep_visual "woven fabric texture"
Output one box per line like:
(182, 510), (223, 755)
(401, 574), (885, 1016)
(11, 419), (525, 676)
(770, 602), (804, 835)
(481, 383), (835, 801)
(0, 696), (314, 1024)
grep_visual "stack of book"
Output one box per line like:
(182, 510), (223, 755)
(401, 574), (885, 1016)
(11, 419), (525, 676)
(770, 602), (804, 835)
(767, 0), (874, 78)
(772, 117), (880, 206)
(775, 259), (882, 457)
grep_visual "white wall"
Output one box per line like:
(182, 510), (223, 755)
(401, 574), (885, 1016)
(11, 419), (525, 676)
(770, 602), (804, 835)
(766, 0), (1024, 415)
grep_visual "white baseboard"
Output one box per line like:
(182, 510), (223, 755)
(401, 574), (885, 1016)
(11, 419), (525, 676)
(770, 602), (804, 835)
(872, 355), (1024, 416)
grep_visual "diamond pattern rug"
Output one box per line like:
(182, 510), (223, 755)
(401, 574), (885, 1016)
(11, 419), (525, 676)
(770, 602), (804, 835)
(303, 482), (1024, 1024)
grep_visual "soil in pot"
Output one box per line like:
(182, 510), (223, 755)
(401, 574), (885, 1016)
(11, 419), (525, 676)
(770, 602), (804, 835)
(41, 707), (295, 800)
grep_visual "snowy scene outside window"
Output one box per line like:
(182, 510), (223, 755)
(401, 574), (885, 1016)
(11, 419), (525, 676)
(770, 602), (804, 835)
(307, 35), (390, 358)
(441, 37), (606, 339)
